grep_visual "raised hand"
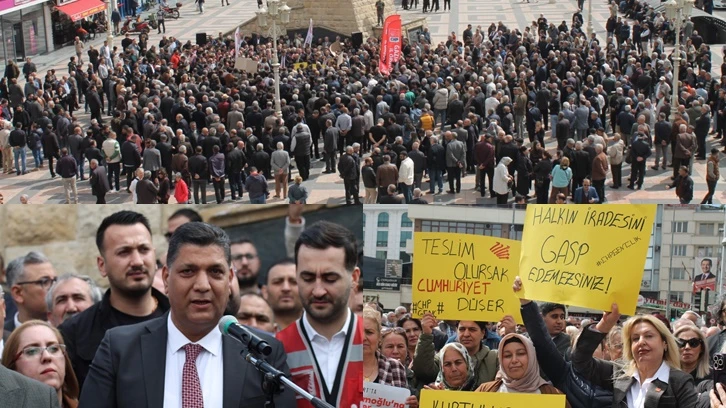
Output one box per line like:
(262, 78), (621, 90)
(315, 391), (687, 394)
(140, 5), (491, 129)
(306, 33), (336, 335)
(512, 276), (531, 305)
(421, 312), (437, 335)
(594, 303), (620, 334)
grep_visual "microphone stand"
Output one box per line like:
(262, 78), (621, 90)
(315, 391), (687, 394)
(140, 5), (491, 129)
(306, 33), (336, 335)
(240, 347), (334, 408)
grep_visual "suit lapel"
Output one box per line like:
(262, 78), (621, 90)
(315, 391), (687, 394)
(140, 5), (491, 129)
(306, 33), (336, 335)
(0, 367), (23, 408)
(141, 315), (169, 408)
(645, 379), (668, 408)
(222, 335), (246, 408)
(613, 377), (635, 408)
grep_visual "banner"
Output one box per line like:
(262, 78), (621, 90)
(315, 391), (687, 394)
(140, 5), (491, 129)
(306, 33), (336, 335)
(304, 18), (313, 47)
(420, 389), (566, 408)
(412, 232), (523, 323)
(379, 14), (401, 76)
(519, 205), (656, 315)
(362, 382), (409, 408)
(234, 26), (241, 58)
(694, 257), (717, 293)
(235, 57), (258, 73)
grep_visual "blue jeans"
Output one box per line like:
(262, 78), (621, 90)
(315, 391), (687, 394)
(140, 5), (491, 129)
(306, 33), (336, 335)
(76, 155), (85, 179)
(399, 182), (413, 203)
(428, 167), (443, 193)
(434, 109), (447, 128)
(13, 146), (26, 174)
(550, 115), (558, 139)
(32, 148), (42, 168)
(249, 195), (266, 204)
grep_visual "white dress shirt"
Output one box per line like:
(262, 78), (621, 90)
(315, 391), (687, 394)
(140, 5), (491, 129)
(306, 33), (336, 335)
(627, 361), (670, 408)
(163, 314), (224, 408)
(301, 309), (352, 393)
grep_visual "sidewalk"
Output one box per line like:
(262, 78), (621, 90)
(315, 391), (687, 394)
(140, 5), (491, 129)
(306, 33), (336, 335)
(28, 0), (261, 77)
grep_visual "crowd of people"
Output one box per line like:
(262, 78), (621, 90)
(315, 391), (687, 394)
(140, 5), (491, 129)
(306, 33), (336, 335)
(0, 0), (723, 204)
(0, 206), (364, 407)
(365, 275), (726, 408)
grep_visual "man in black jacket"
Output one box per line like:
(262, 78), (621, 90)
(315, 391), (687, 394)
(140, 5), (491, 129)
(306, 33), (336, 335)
(87, 85), (103, 125)
(59, 211), (170, 390)
(427, 134), (446, 194)
(9, 122), (27, 175)
(42, 124), (60, 178)
(56, 148), (78, 204)
(628, 134), (652, 190)
(694, 105), (711, 160)
(338, 146), (360, 205)
(121, 135), (141, 192)
(652, 113), (671, 169)
(188, 146), (209, 204)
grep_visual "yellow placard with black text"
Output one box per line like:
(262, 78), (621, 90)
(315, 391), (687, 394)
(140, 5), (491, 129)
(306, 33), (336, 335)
(519, 204), (656, 315)
(412, 232), (522, 323)
(419, 389), (566, 408)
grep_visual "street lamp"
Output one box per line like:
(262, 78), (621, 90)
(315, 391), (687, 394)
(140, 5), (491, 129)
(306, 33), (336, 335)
(586, 0), (593, 38)
(256, 0), (291, 117)
(664, 0), (694, 121)
(105, 0), (114, 47)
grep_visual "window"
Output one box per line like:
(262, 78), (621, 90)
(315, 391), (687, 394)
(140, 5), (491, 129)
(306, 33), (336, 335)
(400, 251), (411, 263)
(377, 231), (388, 247)
(699, 223), (715, 236)
(400, 231), (412, 247)
(672, 222), (688, 233)
(378, 213), (389, 228)
(671, 267), (687, 280)
(672, 245), (687, 256)
(376, 250), (387, 260)
(401, 212), (412, 228)
(669, 292), (685, 303)
(697, 246), (715, 257)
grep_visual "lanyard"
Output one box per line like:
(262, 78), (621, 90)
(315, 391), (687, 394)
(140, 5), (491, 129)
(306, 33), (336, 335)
(299, 312), (355, 406)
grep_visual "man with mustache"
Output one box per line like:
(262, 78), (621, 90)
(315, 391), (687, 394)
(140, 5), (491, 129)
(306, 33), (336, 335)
(59, 211), (170, 390)
(276, 221), (363, 408)
(231, 238), (262, 294)
(46, 274), (102, 327)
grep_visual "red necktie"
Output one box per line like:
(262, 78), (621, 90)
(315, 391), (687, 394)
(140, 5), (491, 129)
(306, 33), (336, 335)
(182, 343), (204, 408)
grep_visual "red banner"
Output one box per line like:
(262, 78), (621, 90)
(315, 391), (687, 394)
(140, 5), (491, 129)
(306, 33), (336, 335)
(379, 14), (401, 76)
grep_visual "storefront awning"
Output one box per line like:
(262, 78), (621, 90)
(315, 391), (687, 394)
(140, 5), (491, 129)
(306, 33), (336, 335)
(56, 0), (106, 22)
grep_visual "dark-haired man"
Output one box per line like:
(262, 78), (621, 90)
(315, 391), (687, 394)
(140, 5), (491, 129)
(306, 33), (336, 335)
(4, 252), (57, 333)
(231, 239), (261, 294)
(262, 258), (301, 331)
(80, 222), (295, 407)
(277, 221), (363, 408)
(237, 292), (276, 334)
(165, 208), (203, 241)
(540, 302), (570, 357)
(60, 211), (170, 390)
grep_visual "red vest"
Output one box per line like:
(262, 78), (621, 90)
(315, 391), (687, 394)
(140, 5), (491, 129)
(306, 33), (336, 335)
(276, 314), (363, 408)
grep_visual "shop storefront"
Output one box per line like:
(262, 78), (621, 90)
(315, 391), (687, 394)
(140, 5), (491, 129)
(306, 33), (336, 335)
(51, 0), (106, 47)
(0, 0), (52, 69)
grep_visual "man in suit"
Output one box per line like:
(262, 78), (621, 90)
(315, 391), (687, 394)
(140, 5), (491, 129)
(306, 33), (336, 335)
(573, 178), (600, 204)
(80, 222), (295, 408)
(4, 252), (58, 334)
(60, 211), (170, 391)
(0, 364), (60, 408)
(694, 258), (716, 282)
(277, 221), (363, 408)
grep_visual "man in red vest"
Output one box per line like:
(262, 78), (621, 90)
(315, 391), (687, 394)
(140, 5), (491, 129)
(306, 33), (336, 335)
(276, 221), (363, 408)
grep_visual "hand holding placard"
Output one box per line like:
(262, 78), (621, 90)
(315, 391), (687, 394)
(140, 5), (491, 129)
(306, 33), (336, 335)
(594, 303), (621, 334)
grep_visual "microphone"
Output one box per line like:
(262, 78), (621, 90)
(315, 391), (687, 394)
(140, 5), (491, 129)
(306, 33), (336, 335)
(218, 315), (273, 356)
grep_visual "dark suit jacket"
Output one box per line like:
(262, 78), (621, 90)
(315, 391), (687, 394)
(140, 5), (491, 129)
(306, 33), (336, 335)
(79, 313), (296, 408)
(0, 364), (59, 408)
(572, 323), (697, 408)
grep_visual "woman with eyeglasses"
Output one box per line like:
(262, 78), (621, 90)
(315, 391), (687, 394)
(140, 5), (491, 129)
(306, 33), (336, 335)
(380, 326), (420, 407)
(571, 302), (697, 408)
(673, 325), (711, 385)
(1, 320), (79, 408)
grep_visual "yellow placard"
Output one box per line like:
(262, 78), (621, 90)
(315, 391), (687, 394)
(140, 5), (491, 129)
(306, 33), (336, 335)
(412, 232), (522, 323)
(420, 389), (566, 408)
(519, 204), (656, 315)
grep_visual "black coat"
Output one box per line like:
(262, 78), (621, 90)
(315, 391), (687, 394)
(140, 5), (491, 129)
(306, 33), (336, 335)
(121, 141), (141, 167)
(58, 288), (170, 392)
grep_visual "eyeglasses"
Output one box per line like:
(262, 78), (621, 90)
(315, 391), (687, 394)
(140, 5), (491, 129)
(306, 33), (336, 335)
(381, 327), (406, 337)
(677, 338), (703, 349)
(232, 254), (257, 262)
(15, 277), (57, 290)
(14, 344), (66, 362)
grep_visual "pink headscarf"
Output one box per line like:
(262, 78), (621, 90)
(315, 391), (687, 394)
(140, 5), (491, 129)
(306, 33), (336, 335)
(496, 333), (549, 393)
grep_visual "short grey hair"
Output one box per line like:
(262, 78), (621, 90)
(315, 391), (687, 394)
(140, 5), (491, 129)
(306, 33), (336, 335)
(6, 251), (51, 287)
(45, 273), (103, 312)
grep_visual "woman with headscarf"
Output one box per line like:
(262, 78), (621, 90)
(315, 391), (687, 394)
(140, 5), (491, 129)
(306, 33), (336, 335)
(493, 156), (513, 205)
(475, 333), (571, 405)
(424, 342), (479, 392)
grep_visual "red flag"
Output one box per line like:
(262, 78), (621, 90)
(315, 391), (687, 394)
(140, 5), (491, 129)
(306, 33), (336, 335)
(379, 15), (401, 76)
